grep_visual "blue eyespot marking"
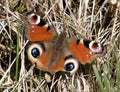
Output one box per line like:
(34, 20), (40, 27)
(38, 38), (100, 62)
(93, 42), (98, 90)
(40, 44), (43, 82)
(31, 48), (40, 58)
(64, 63), (74, 71)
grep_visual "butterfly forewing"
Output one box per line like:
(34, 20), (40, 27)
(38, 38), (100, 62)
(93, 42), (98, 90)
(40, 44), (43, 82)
(69, 39), (104, 64)
(26, 13), (56, 42)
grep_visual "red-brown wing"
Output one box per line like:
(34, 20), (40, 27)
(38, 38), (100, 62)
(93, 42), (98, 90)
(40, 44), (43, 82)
(69, 39), (104, 64)
(26, 13), (56, 42)
(27, 43), (66, 74)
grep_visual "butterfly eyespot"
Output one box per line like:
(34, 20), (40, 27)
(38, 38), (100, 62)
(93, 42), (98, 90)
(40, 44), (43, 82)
(65, 63), (74, 71)
(27, 43), (45, 62)
(89, 41), (104, 54)
(31, 48), (40, 58)
(27, 13), (41, 25)
(64, 56), (79, 74)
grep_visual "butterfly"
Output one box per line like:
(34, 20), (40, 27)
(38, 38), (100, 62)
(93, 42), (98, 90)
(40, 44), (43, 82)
(26, 13), (105, 74)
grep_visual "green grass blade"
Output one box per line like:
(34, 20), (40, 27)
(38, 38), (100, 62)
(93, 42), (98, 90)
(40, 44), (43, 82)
(92, 65), (104, 92)
(16, 22), (20, 81)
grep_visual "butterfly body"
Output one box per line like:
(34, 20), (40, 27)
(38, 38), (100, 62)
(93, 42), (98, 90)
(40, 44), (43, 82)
(43, 33), (68, 73)
(26, 13), (105, 74)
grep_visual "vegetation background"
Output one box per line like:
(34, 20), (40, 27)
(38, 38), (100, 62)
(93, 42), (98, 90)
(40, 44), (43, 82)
(0, 0), (120, 92)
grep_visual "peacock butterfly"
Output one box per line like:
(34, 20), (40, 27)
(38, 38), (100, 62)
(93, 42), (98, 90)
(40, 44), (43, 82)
(26, 13), (105, 74)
